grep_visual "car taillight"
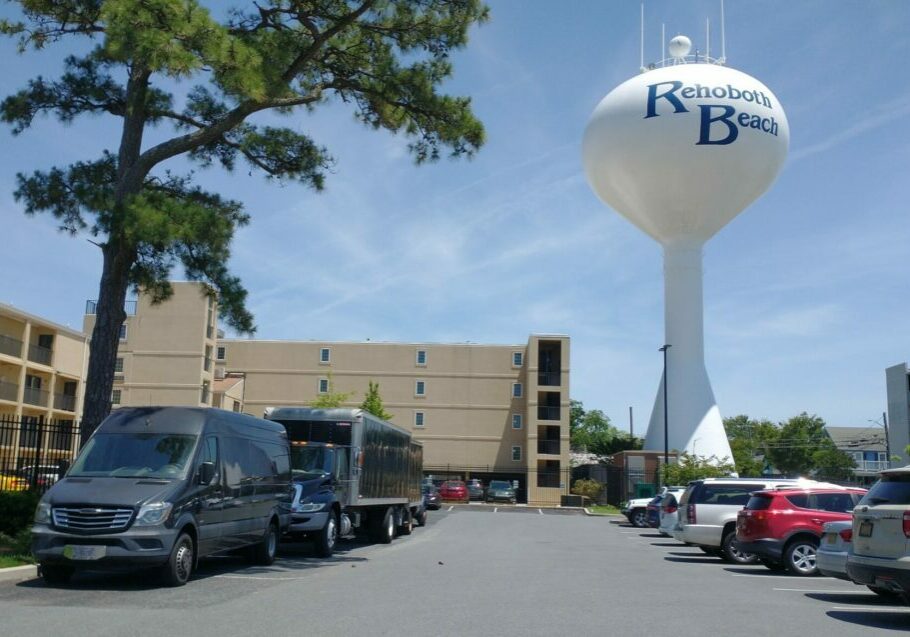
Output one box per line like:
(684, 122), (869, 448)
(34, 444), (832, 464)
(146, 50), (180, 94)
(903, 511), (910, 539)
(839, 528), (853, 542)
(687, 503), (696, 524)
(664, 503), (677, 514)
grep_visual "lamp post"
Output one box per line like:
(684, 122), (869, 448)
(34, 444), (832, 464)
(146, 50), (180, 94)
(659, 344), (671, 485)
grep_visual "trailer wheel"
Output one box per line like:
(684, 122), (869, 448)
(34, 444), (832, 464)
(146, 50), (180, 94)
(372, 507), (396, 544)
(415, 508), (428, 527)
(399, 509), (414, 536)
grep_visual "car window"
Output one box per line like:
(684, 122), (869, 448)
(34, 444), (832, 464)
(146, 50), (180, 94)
(812, 492), (856, 513)
(785, 494), (809, 508)
(859, 475), (910, 506)
(696, 484), (763, 505)
(745, 495), (772, 510)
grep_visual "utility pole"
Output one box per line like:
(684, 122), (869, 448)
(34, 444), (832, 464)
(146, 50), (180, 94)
(883, 411), (891, 466)
(659, 344), (671, 486)
(629, 406), (633, 438)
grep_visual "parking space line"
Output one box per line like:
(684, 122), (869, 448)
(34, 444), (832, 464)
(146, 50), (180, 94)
(538, 509), (543, 515)
(494, 507), (498, 513)
(447, 505), (454, 512)
(829, 606), (910, 613)
(773, 588), (867, 593)
(214, 575), (305, 581)
(729, 573), (799, 578)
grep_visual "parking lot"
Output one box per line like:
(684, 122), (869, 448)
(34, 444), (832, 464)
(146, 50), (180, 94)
(1, 508), (908, 636)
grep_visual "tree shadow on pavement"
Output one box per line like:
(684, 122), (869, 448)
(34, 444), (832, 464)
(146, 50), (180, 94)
(826, 610), (910, 631)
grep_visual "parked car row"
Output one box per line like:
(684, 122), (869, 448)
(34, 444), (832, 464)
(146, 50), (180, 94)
(626, 471), (910, 604)
(430, 479), (518, 504)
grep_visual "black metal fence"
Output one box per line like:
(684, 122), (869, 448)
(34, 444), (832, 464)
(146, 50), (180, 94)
(0, 416), (80, 494)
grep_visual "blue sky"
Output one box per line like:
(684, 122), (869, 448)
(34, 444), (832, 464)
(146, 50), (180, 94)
(0, 1), (907, 434)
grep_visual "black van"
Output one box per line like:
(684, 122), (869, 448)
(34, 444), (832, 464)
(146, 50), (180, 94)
(32, 406), (292, 586)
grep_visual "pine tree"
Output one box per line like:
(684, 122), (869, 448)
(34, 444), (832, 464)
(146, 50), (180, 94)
(1, 1), (488, 440)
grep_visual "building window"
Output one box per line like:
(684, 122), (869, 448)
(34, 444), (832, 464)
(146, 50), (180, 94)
(512, 414), (522, 429)
(318, 378), (329, 394)
(415, 412), (425, 427)
(216, 346), (226, 361)
(320, 347), (331, 364)
(416, 349), (427, 366)
(119, 324), (127, 340)
(415, 380), (426, 396)
(111, 389), (121, 405)
(512, 383), (522, 398)
(513, 351), (523, 367)
(512, 445), (522, 462)
(232, 401), (241, 413)
(114, 357), (124, 374)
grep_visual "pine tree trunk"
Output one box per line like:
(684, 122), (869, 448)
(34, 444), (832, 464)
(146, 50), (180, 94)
(80, 243), (132, 445)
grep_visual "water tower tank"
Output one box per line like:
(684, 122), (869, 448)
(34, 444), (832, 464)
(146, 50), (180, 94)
(583, 49), (789, 464)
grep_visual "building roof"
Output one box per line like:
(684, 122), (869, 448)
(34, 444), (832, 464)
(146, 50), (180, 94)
(213, 375), (244, 393)
(825, 426), (887, 452)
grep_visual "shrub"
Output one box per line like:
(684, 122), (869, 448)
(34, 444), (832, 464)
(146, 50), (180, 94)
(0, 490), (41, 536)
(0, 528), (32, 557)
(571, 479), (604, 504)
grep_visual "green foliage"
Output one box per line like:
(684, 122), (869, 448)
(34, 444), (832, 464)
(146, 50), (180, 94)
(765, 412), (843, 478)
(571, 478), (603, 504)
(812, 444), (857, 481)
(1, 0), (489, 434)
(309, 372), (353, 408)
(0, 490), (41, 536)
(0, 528), (33, 557)
(723, 414), (779, 477)
(661, 452), (736, 485)
(570, 399), (642, 457)
(360, 380), (393, 421)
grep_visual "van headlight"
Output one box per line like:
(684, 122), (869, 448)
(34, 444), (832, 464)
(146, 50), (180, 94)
(135, 502), (173, 526)
(34, 501), (51, 524)
(292, 501), (326, 513)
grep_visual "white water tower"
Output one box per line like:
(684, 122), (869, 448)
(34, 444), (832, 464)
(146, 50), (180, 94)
(582, 21), (789, 464)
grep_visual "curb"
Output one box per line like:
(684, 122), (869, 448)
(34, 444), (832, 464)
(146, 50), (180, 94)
(0, 564), (37, 584)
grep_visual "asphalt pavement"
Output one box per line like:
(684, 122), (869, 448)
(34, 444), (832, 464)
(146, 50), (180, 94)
(1, 508), (908, 636)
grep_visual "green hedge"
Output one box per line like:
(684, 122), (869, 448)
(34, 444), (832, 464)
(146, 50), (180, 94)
(0, 491), (40, 537)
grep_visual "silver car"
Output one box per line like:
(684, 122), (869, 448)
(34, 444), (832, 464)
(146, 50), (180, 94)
(817, 520), (852, 580)
(658, 487), (687, 537)
(847, 466), (910, 601)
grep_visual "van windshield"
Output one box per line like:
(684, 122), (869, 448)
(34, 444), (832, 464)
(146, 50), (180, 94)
(69, 433), (197, 479)
(290, 445), (334, 480)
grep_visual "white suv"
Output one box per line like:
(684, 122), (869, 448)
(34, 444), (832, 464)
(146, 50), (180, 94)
(847, 466), (910, 600)
(676, 477), (816, 563)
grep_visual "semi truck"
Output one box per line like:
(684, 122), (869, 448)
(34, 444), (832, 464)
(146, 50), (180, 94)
(264, 407), (425, 557)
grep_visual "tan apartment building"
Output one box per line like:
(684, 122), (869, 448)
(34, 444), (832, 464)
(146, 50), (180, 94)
(95, 282), (572, 505)
(0, 303), (88, 471)
(84, 284), (219, 409)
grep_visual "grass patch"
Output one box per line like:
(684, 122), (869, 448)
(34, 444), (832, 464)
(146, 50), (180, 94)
(589, 505), (623, 516)
(0, 555), (33, 568)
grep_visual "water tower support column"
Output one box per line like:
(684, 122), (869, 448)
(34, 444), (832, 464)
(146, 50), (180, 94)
(644, 243), (733, 463)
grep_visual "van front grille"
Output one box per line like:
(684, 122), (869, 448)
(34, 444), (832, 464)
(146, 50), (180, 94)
(53, 507), (133, 532)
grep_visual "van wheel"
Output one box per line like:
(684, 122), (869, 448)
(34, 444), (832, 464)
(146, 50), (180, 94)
(721, 531), (758, 564)
(415, 508), (428, 527)
(399, 510), (414, 536)
(251, 521), (279, 566)
(315, 513), (338, 558)
(161, 532), (194, 587)
(40, 564), (73, 586)
(372, 507), (395, 544)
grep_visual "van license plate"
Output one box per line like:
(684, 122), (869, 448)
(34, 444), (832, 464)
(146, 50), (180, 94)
(859, 521), (873, 537)
(63, 545), (106, 560)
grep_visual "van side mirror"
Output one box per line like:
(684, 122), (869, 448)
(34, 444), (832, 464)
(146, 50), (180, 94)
(198, 462), (216, 485)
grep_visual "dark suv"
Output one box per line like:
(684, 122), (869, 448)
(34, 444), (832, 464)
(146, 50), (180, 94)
(466, 479), (485, 501)
(736, 486), (866, 575)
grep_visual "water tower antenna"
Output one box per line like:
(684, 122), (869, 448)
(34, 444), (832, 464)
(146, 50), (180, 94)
(640, 3), (645, 72)
(720, 0), (727, 62)
(706, 18), (710, 61)
(661, 23), (665, 64)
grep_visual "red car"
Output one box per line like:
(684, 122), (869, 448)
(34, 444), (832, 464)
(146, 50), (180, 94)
(736, 486), (866, 576)
(439, 480), (469, 502)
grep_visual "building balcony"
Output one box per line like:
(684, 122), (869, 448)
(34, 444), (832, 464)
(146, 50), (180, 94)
(537, 406), (561, 421)
(85, 299), (137, 316)
(206, 324), (214, 339)
(537, 371), (560, 386)
(0, 334), (23, 358)
(27, 343), (52, 366)
(855, 460), (891, 473)
(537, 439), (561, 455)
(0, 379), (18, 402)
(53, 392), (77, 412)
(24, 386), (49, 407)
(204, 357), (212, 372)
(536, 471), (561, 488)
